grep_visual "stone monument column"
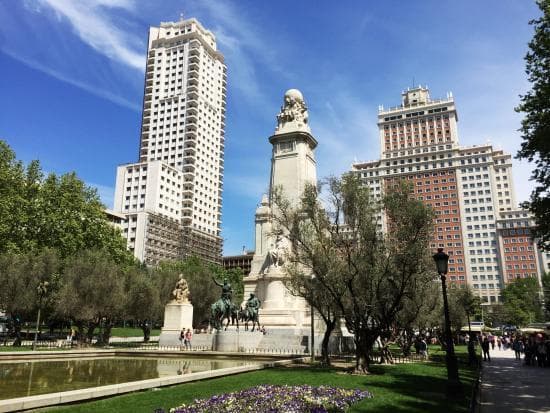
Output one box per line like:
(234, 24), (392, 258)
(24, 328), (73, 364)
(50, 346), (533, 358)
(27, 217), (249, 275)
(244, 89), (317, 333)
(159, 275), (194, 346)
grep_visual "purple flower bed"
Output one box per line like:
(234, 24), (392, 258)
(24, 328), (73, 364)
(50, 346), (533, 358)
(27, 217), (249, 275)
(166, 384), (372, 412)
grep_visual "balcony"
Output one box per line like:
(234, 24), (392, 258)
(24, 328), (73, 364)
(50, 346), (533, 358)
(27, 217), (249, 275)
(187, 88), (199, 100)
(188, 62), (199, 72)
(186, 106), (198, 116)
(188, 54), (200, 64)
(186, 114), (198, 124)
(183, 163), (196, 172)
(183, 171), (195, 180)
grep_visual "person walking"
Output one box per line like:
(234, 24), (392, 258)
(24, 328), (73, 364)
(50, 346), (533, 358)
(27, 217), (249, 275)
(512, 337), (523, 360)
(184, 328), (193, 350)
(482, 336), (491, 362)
(497, 337), (502, 351)
(179, 328), (185, 349)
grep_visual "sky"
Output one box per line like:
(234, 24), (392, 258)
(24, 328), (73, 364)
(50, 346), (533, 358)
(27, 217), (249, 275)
(0, 0), (542, 255)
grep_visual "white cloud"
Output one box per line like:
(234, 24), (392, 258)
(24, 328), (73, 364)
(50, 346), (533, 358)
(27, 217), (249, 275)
(312, 92), (379, 178)
(2, 48), (141, 111)
(32, 0), (144, 70)
(187, 0), (286, 109)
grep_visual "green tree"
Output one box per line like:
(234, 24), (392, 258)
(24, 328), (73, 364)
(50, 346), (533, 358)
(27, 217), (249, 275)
(284, 262), (341, 366)
(0, 249), (60, 345)
(56, 250), (127, 345)
(542, 272), (550, 319)
(34, 172), (131, 263)
(0, 141), (35, 253)
(273, 175), (434, 373)
(125, 268), (161, 342)
(394, 280), (441, 357)
(515, 1), (550, 249)
(501, 277), (544, 326)
(0, 140), (132, 264)
(451, 286), (481, 335)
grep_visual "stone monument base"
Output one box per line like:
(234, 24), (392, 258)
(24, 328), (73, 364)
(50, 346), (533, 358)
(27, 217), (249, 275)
(159, 302), (193, 346)
(212, 330), (264, 352)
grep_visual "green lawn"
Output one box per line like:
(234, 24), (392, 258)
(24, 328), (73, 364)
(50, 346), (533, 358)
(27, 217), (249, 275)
(110, 328), (161, 338)
(47, 345), (477, 413)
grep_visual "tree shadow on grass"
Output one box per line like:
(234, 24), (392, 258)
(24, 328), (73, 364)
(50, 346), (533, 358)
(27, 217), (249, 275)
(277, 358), (475, 413)
(350, 357), (476, 413)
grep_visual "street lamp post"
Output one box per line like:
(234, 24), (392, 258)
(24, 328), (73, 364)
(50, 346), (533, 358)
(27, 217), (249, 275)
(32, 281), (49, 351)
(310, 275), (315, 364)
(310, 301), (315, 363)
(433, 248), (462, 396)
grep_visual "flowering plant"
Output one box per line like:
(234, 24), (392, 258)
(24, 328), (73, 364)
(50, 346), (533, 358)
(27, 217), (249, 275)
(165, 384), (372, 412)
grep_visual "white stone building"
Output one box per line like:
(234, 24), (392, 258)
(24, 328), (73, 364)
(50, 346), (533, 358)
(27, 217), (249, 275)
(113, 17), (226, 265)
(353, 86), (546, 302)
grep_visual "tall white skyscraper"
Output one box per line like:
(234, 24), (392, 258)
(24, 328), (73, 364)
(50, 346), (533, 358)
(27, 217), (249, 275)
(114, 17), (226, 265)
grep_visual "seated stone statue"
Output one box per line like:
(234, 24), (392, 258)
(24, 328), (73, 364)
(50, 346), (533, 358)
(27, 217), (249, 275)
(172, 274), (190, 304)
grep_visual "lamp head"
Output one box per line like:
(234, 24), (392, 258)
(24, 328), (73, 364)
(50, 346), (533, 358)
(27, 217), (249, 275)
(433, 248), (449, 275)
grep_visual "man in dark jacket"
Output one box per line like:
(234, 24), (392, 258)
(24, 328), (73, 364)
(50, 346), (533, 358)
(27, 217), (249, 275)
(481, 336), (491, 361)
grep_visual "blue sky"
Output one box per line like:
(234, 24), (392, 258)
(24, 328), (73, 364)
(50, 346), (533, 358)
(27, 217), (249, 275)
(0, 0), (541, 255)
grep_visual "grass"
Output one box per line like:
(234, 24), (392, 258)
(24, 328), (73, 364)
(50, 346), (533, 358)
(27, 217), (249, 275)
(110, 328), (161, 338)
(45, 345), (478, 413)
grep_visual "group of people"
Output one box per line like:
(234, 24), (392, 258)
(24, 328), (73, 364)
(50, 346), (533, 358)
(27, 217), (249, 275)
(511, 333), (549, 367)
(465, 331), (549, 367)
(179, 328), (193, 350)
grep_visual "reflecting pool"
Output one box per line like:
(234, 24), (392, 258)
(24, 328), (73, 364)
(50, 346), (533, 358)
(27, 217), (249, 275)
(0, 357), (256, 399)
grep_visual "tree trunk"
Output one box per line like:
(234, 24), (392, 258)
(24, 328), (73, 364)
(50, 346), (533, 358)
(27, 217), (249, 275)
(320, 318), (336, 366)
(75, 320), (84, 342)
(354, 330), (377, 374)
(100, 320), (112, 346)
(11, 316), (22, 347)
(86, 322), (97, 344)
(379, 337), (394, 364)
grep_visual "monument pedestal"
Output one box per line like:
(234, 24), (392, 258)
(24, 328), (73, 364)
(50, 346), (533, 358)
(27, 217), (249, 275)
(158, 302), (193, 346)
(212, 329), (263, 352)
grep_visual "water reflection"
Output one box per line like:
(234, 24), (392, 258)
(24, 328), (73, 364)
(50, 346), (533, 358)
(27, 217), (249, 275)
(0, 357), (255, 399)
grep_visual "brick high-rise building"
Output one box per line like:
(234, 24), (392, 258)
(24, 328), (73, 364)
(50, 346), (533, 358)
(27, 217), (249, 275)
(352, 86), (546, 302)
(113, 17), (226, 265)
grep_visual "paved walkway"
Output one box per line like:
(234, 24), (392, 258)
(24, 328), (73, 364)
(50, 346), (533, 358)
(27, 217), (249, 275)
(480, 348), (550, 413)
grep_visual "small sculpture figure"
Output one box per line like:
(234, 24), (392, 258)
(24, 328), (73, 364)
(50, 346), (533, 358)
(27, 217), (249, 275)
(210, 277), (238, 330)
(172, 274), (190, 304)
(261, 234), (289, 274)
(241, 293), (261, 332)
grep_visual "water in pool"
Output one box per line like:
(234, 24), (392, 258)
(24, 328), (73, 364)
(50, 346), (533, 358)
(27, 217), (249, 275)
(0, 356), (255, 399)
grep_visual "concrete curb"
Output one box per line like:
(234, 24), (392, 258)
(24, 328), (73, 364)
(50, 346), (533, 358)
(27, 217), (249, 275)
(0, 352), (304, 412)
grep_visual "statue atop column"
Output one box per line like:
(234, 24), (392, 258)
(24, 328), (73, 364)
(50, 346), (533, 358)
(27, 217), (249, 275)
(275, 89), (311, 134)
